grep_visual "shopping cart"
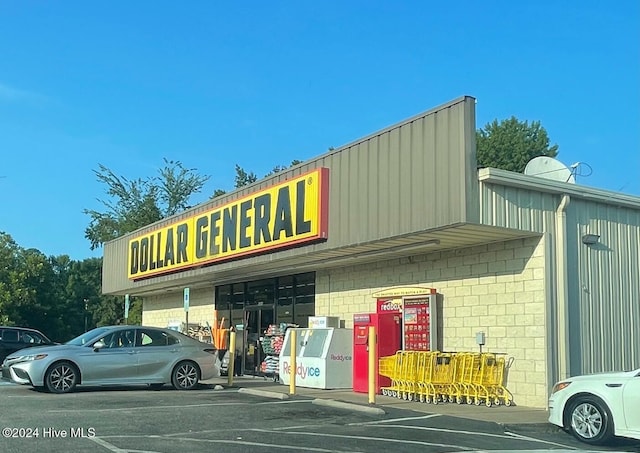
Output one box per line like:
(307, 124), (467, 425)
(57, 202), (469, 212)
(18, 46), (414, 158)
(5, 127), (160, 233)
(397, 351), (420, 401)
(480, 354), (514, 406)
(431, 352), (456, 404)
(454, 352), (481, 404)
(379, 353), (402, 397)
(415, 351), (438, 403)
(381, 350), (515, 407)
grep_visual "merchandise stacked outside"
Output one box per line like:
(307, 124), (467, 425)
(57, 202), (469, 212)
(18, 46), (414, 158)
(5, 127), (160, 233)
(260, 324), (296, 380)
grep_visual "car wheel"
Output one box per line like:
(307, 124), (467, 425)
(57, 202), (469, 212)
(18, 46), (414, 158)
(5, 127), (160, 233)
(567, 395), (614, 445)
(172, 361), (200, 390)
(45, 361), (78, 394)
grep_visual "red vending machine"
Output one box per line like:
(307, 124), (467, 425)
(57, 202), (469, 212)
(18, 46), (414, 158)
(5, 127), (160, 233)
(402, 294), (437, 351)
(352, 310), (402, 394)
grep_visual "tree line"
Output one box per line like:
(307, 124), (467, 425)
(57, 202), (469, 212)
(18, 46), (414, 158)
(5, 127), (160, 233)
(0, 117), (558, 341)
(0, 233), (138, 341)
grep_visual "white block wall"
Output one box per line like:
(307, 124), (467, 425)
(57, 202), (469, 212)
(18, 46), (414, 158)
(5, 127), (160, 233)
(315, 237), (548, 408)
(142, 288), (215, 329)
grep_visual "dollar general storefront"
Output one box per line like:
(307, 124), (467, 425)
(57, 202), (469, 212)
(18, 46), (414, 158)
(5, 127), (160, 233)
(102, 96), (640, 408)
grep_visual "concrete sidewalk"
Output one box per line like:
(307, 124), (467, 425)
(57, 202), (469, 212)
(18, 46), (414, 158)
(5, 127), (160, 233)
(203, 375), (551, 428)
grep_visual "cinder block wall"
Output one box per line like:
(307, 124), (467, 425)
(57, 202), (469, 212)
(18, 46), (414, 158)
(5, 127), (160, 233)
(315, 237), (548, 408)
(142, 288), (215, 329)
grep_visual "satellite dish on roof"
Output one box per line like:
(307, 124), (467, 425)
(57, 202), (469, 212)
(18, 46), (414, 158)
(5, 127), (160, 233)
(524, 156), (576, 183)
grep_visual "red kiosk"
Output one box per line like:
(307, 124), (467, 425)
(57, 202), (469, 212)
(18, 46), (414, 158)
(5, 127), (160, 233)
(352, 288), (437, 394)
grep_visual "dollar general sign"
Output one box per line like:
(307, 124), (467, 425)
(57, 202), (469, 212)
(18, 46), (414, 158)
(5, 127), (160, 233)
(128, 168), (329, 280)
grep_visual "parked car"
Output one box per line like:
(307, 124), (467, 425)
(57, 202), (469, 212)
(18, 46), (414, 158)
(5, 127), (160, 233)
(0, 326), (55, 379)
(548, 367), (640, 445)
(2, 325), (220, 393)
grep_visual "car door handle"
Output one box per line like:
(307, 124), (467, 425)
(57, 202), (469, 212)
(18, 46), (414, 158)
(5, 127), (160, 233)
(170, 349), (179, 353)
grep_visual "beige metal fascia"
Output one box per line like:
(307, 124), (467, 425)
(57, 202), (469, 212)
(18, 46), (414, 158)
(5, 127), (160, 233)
(478, 167), (640, 209)
(556, 194), (571, 379)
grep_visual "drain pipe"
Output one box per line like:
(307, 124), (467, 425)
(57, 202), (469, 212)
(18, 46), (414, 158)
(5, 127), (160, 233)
(556, 194), (571, 380)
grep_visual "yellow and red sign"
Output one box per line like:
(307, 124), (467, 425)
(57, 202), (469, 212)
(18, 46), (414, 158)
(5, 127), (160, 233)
(128, 168), (329, 280)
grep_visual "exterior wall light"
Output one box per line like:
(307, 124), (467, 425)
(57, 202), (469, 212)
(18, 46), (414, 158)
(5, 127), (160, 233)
(581, 233), (600, 245)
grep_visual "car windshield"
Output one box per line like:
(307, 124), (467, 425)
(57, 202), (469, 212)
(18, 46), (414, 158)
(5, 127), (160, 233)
(66, 327), (112, 346)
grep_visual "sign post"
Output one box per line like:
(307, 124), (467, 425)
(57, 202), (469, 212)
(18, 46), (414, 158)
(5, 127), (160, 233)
(368, 325), (377, 405)
(183, 288), (190, 333)
(289, 329), (297, 395)
(228, 329), (236, 387)
(124, 294), (130, 324)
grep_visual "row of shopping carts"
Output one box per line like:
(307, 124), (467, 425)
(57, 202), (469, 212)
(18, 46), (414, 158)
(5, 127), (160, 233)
(378, 351), (514, 407)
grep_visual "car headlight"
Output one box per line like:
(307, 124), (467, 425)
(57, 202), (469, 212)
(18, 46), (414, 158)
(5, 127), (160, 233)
(16, 353), (49, 362)
(551, 381), (571, 394)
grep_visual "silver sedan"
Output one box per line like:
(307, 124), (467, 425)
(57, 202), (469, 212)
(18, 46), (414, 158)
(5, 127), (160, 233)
(2, 325), (221, 393)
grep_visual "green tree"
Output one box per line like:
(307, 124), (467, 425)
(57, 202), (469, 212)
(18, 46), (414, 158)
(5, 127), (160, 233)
(19, 249), (65, 336)
(212, 160), (303, 198)
(61, 255), (142, 331)
(211, 188), (227, 198)
(234, 164), (258, 187)
(63, 257), (124, 333)
(0, 232), (31, 325)
(0, 233), (80, 340)
(265, 160), (303, 177)
(476, 117), (559, 173)
(0, 232), (135, 339)
(126, 296), (143, 325)
(210, 164), (257, 199)
(84, 159), (210, 249)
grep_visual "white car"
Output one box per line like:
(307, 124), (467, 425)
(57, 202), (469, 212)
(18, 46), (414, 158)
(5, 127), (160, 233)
(548, 367), (640, 445)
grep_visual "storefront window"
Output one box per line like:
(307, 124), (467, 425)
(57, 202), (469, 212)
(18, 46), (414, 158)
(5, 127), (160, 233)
(215, 286), (232, 313)
(293, 273), (315, 327)
(277, 276), (294, 325)
(215, 273), (315, 329)
(246, 279), (275, 308)
(231, 283), (245, 332)
(294, 299), (314, 327)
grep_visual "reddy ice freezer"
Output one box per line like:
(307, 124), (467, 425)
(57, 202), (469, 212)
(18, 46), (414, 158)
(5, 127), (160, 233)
(279, 327), (353, 389)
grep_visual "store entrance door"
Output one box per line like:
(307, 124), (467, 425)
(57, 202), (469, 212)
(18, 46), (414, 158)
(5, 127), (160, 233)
(243, 307), (274, 375)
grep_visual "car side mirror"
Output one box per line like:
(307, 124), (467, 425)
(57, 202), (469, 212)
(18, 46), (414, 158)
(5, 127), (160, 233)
(93, 341), (105, 351)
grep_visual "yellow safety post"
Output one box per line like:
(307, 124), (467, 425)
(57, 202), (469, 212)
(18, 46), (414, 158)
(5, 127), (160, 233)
(368, 325), (376, 405)
(227, 329), (236, 387)
(289, 329), (297, 395)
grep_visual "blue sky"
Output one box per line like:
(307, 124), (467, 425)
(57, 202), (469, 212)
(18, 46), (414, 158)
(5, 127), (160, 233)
(0, 1), (638, 260)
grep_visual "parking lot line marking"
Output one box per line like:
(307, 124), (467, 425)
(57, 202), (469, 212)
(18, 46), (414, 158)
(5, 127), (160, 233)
(101, 435), (362, 452)
(504, 431), (579, 450)
(360, 424), (526, 440)
(299, 422), (577, 449)
(46, 399), (309, 413)
(270, 423), (346, 431)
(348, 414), (441, 425)
(358, 423), (580, 450)
(88, 436), (128, 453)
(250, 428), (474, 450)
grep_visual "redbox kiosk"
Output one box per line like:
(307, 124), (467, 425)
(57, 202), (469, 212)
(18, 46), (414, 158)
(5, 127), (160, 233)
(402, 295), (437, 351)
(352, 311), (402, 393)
(352, 288), (438, 394)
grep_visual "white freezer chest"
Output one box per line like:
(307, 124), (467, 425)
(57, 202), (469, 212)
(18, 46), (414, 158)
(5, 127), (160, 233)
(279, 328), (353, 389)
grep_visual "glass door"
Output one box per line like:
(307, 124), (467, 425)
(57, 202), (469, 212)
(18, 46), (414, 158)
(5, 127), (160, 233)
(243, 307), (274, 375)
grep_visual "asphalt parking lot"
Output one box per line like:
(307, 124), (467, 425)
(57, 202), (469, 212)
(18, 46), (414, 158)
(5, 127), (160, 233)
(1, 380), (639, 453)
